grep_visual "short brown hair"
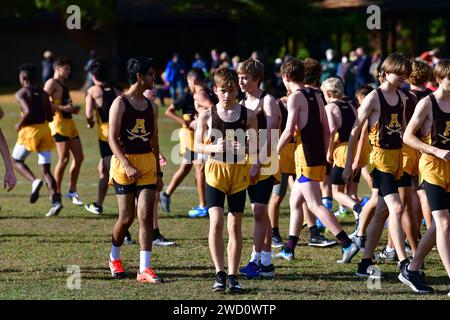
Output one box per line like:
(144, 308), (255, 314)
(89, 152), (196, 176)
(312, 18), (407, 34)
(280, 58), (305, 83)
(433, 59), (450, 81)
(237, 58), (264, 83)
(304, 58), (322, 85)
(214, 67), (239, 89)
(355, 85), (374, 100)
(380, 53), (412, 79)
(408, 60), (432, 85)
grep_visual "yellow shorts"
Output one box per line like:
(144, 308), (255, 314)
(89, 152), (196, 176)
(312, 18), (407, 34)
(205, 159), (249, 195)
(179, 127), (195, 155)
(97, 122), (109, 142)
(369, 146), (403, 180)
(333, 143), (348, 168)
(402, 144), (420, 176)
(279, 143), (296, 174)
(17, 123), (55, 152)
(360, 140), (372, 167)
(294, 142), (326, 181)
(49, 112), (79, 139)
(109, 152), (157, 186)
(419, 153), (450, 192)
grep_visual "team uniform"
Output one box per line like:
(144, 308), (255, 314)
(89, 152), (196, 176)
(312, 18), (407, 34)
(205, 105), (249, 213)
(109, 96), (157, 194)
(48, 80), (79, 141)
(420, 94), (450, 211)
(175, 92), (197, 162)
(331, 100), (360, 185)
(243, 92), (279, 205)
(368, 89), (404, 196)
(95, 84), (117, 158)
(294, 88), (327, 183)
(12, 86), (55, 164)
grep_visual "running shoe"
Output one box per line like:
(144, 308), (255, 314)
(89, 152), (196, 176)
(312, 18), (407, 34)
(213, 271), (227, 292)
(159, 192), (171, 212)
(124, 234), (136, 245)
(308, 235), (337, 248)
(398, 263), (433, 294)
(64, 191), (83, 206)
(45, 201), (63, 217)
(84, 202), (102, 215)
(137, 268), (162, 284)
(375, 247), (398, 262)
(239, 261), (259, 279)
(334, 207), (350, 218)
(109, 258), (126, 279)
(337, 241), (360, 264)
(271, 235), (285, 248)
(355, 259), (385, 278)
(273, 247), (294, 261)
(30, 179), (43, 203)
(227, 275), (244, 294)
(153, 234), (176, 247)
(258, 262), (275, 278)
(188, 206), (208, 218)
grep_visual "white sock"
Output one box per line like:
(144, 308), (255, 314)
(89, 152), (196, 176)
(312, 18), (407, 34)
(111, 245), (121, 261)
(250, 251), (261, 263)
(261, 251), (272, 266)
(139, 251), (152, 273)
(386, 246), (395, 253)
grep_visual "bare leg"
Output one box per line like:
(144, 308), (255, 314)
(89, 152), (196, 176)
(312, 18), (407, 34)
(96, 156), (111, 206)
(39, 163), (58, 201)
(251, 203), (271, 253)
(363, 197), (389, 259)
(399, 186), (418, 254)
(194, 161), (206, 207)
(112, 193), (136, 246)
(54, 141), (70, 194)
(227, 211), (243, 275)
(209, 207), (225, 273)
(432, 210), (450, 279)
(417, 189), (433, 230)
(165, 162), (193, 196)
(68, 137), (84, 192)
(357, 188), (378, 236)
(409, 221), (436, 271)
(384, 193), (407, 262)
(136, 188), (156, 251)
(13, 160), (36, 182)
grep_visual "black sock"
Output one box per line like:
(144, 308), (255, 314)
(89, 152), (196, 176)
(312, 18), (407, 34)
(361, 257), (373, 265)
(286, 235), (299, 252)
(336, 231), (352, 248)
(272, 227), (281, 238)
(124, 230), (131, 239)
(353, 203), (362, 214)
(68, 190), (75, 194)
(153, 228), (161, 239)
(309, 225), (321, 238)
(163, 192), (170, 198)
(399, 259), (409, 270)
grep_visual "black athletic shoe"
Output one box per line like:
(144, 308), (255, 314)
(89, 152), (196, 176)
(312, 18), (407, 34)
(226, 275), (244, 294)
(213, 271), (227, 292)
(398, 263), (434, 294)
(30, 179), (44, 204)
(271, 235), (285, 248)
(258, 262), (275, 278)
(355, 259), (385, 278)
(308, 235), (337, 248)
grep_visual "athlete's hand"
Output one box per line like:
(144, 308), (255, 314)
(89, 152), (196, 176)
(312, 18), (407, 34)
(159, 153), (167, 167)
(326, 150), (333, 164)
(435, 149), (450, 162)
(72, 105), (81, 114)
(156, 176), (164, 192)
(351, 160), (360, 173)
(188, 119), (196, 130)
(233, 140), (245, 155)
(342, 165), (353, 184)
(213, 138), (227, 153)
(86, 118), (95, 129)
(14, 123), (21, 131)
(4, 171), (16, 192)
(249, 164), (261, 185)
(124, 164), (142, 182)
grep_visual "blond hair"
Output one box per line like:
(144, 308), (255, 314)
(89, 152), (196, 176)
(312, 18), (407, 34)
(321, 77), (344, 98)
(409, 60), (432, 85)
(237, 58), (264, 82)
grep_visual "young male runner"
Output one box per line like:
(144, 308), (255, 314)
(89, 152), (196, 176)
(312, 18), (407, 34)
(277, 58), (358, 263)
(402, 59), (450, 295)
(12, 63), (62, 217)
(194, 67), (257, 293)
(343, 53), (412, 278)
(108, 57), (164, 284)
(44, 57), (84, 206)
(238, 58), (279, 279)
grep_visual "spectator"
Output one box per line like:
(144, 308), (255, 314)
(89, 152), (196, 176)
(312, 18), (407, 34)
(220, 51), (230, 68)
(164, 53), (186, 100)
(41, 50), (54, 85)
(353, 47), (372, 91)
(209, 48), (221, 76)
(231, 55), (240, 71)
(320, 49), (338, 83)
(192, 52), (207, 74)
(83, 49), (97, 90)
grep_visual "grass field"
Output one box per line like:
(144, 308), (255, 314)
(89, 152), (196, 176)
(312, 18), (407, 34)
(0, 91), (448, 300)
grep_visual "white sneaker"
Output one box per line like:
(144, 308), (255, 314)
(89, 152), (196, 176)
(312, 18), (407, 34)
(64, 191), (83, 206)
(45, 202), (63, 217)
(30, 179), (44, 203)
(153, 235), (175, 247)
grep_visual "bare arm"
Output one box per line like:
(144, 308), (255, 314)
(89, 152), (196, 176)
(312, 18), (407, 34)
(85, 86), (96, 128)
(0, 128), (16, 191)
(277, 92), (302, 153)
(15, 89), (32, 130)
(151, 102), (163, 191)
(44, 79), (76, 114)
(353, 120), (369, 169)
(260, 95), (279, 162)
(165, 104), (186, 127)
(325, 103), (338, 164)
(193, 110), (224, 155)
(0, 106), (4, 120)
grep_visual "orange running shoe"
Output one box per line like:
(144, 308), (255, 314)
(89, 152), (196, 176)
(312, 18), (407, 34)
(109, 259), (126, 279)
(137, 268), (162, 284)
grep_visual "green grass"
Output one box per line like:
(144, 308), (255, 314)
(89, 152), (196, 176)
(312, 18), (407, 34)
(0, 91), (448, 300)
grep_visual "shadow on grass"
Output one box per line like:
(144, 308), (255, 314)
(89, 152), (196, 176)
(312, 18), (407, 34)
(0, 214), (118, 220)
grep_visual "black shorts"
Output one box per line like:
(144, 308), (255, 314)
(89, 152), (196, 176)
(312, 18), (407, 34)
(422, 181), (450, 212)
(248, 175), (275, 204)
(206, 183), (246, 213)
(371, 168), (398, 197)
(53, 134), (79, 142)
(332, 166), (361, 185)
(99, 140), (113, 158)
(326, 163), (332, 176)
(397, 172), (412, 188)
(113, 179), (156, 195)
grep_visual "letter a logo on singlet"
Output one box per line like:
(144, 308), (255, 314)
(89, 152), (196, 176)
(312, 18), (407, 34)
(127, 119), (151, 141)
(385, 113), (402, 136)
(444, 121), (450, 137)
(439, 121), (450, 145)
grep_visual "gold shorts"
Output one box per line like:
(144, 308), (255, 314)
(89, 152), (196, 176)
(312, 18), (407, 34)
(359, 140), (372, 167)
(17, 123), (55, 152)
(205, 159), (249, 195)
(402, 144), (420, 176)
(97, 122), (109, 142)
(419, 153), (450, 192)
(49, 112), (79, 139)
(294, 142), (326, 181)
(279, 143), (296, 174)
(369, 146), (403, 180)
(109, 152), (157, 186)
(333, 143), (348, 169)
(179, 127), (195, 155)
